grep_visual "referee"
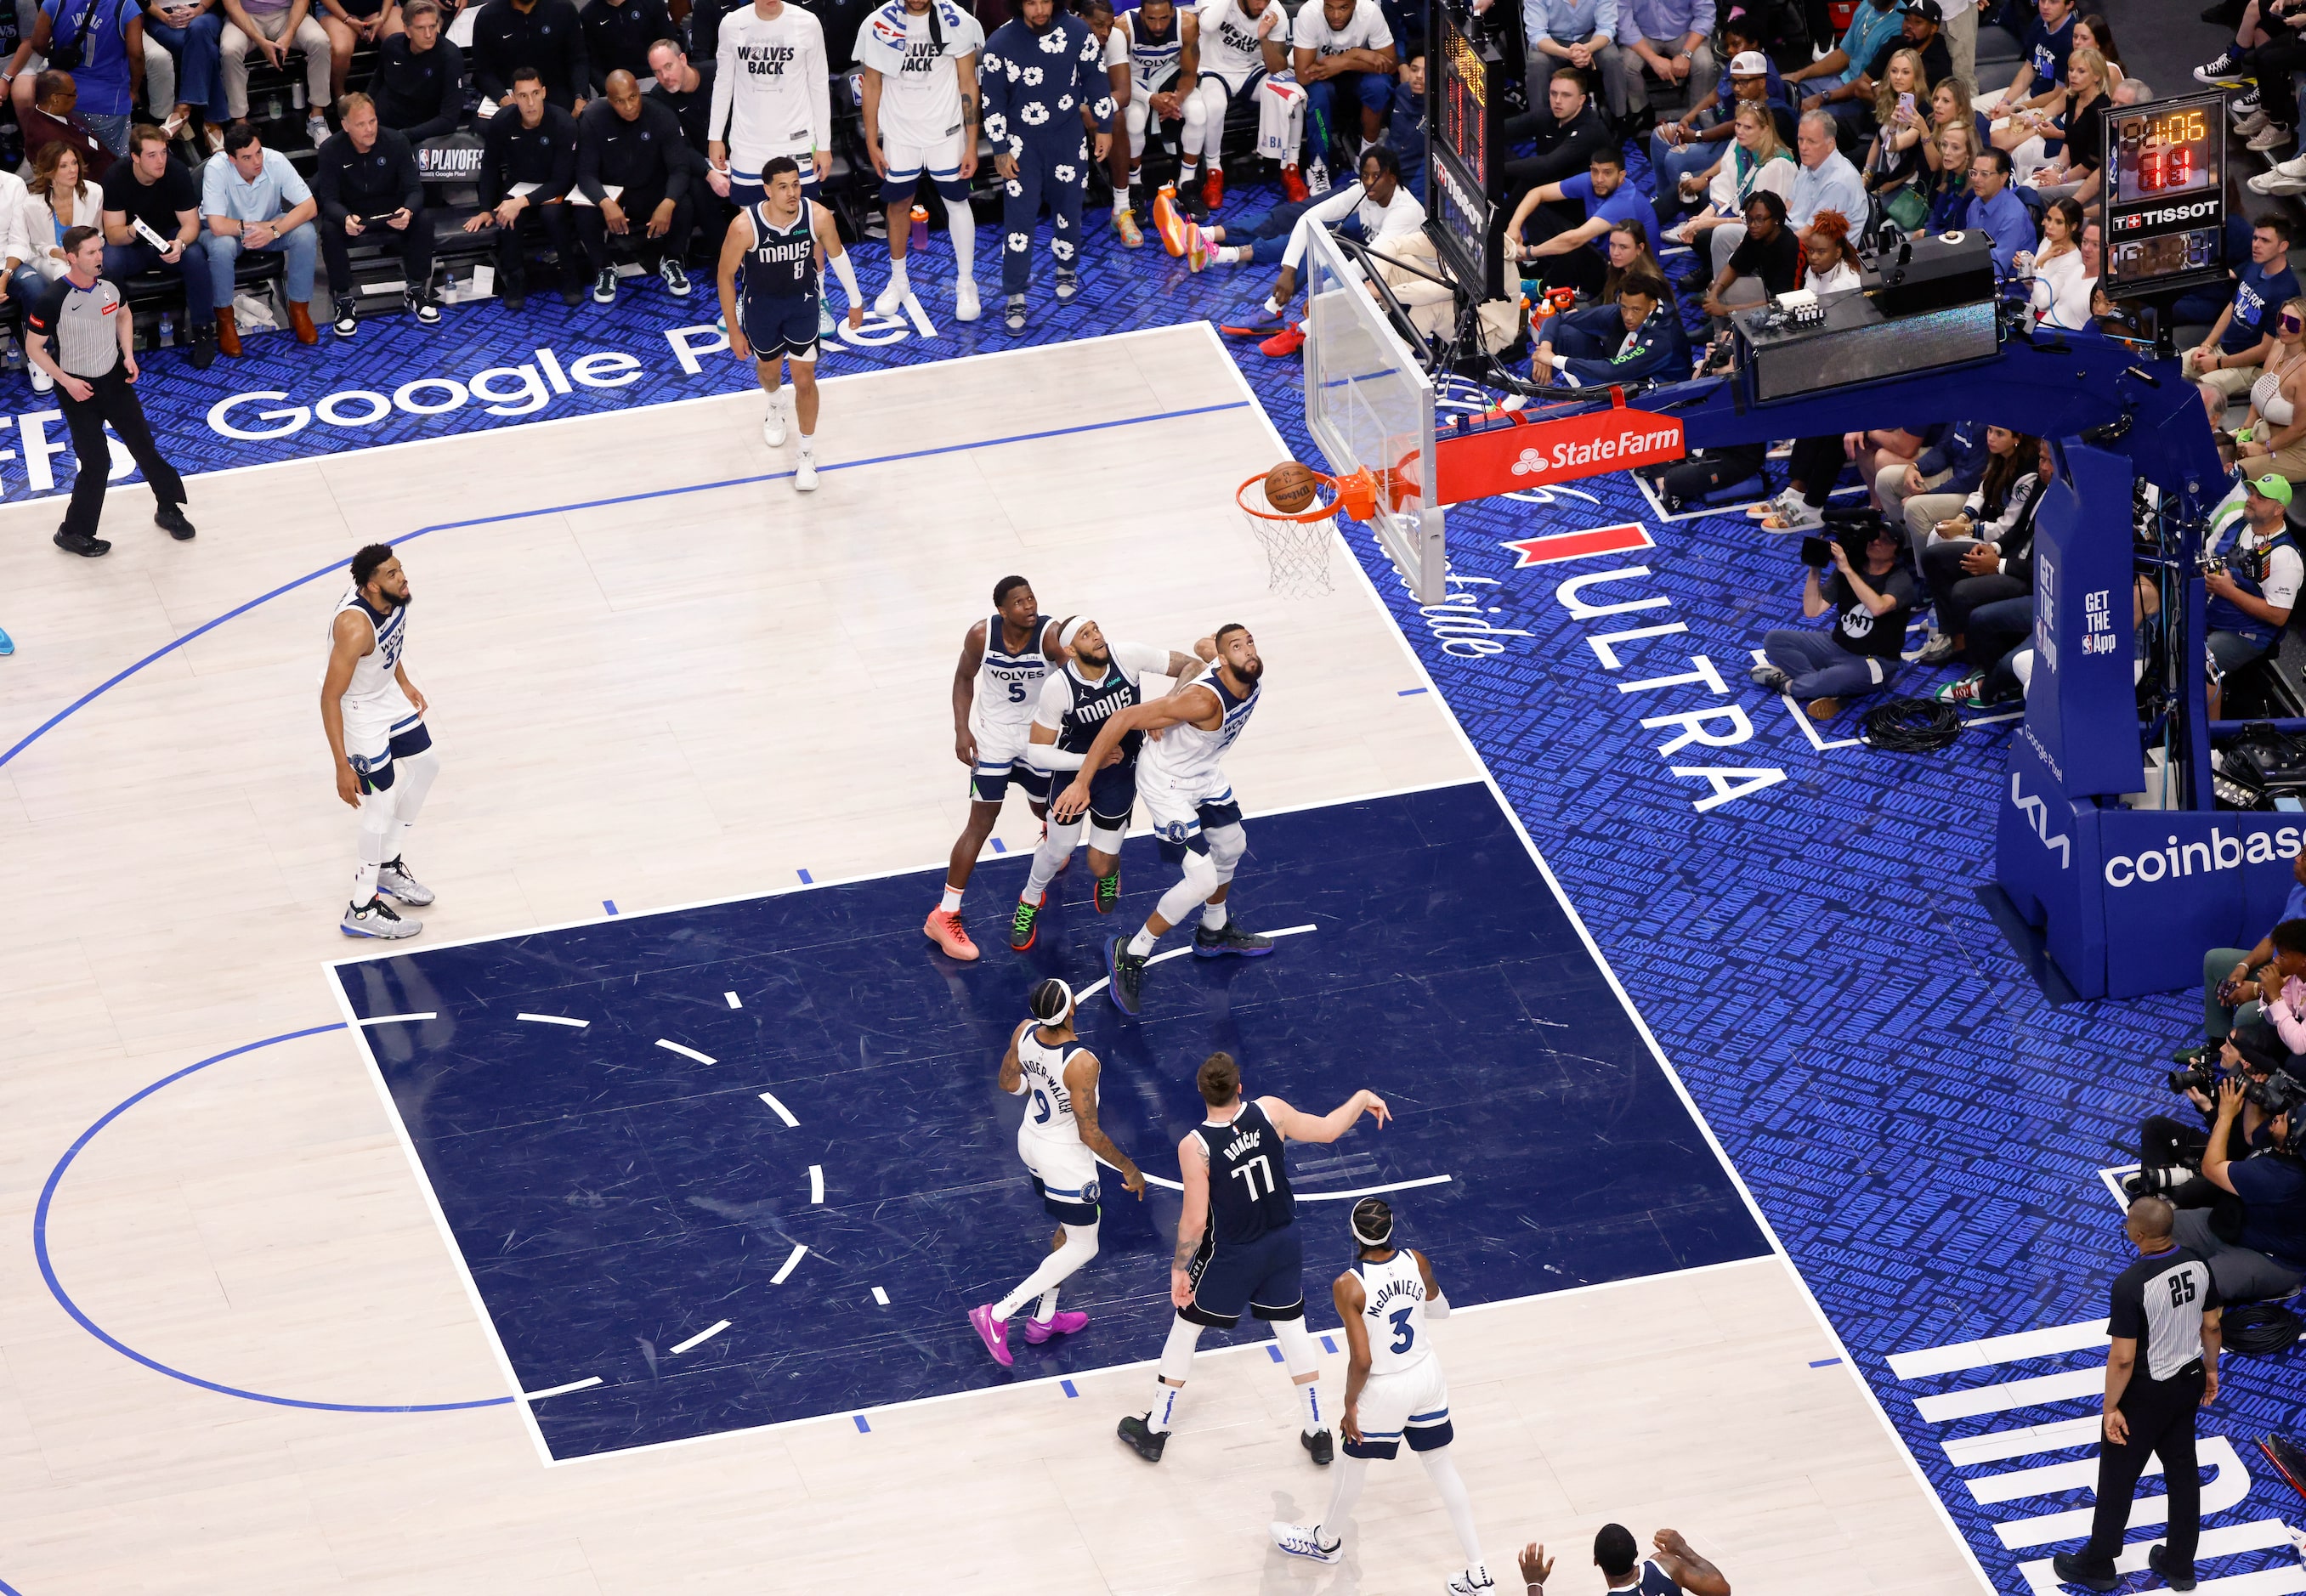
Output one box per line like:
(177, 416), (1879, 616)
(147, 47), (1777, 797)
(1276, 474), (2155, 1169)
(2054, 1195), (2222, 1594)
(27, 227), (195, 559)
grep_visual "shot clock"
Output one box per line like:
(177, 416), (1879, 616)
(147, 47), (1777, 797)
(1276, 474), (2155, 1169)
(2103, 89), (2226, 293)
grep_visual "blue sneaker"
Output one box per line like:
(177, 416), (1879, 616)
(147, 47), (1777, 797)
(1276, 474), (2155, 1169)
(0, 626), (13, 655)
(1105, 933), (1146, 1015)
(1194, 920), (1273, 958)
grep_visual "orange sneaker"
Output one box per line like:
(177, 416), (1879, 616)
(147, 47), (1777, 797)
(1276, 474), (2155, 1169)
(1186, 222), (1212, 272)
(1115, 207), (1145, 248)
(924, 908), (981, 961)
(1202, 168), (1224, 212)
(1152, 184), (1188, 256)
(1281, 164), (1309, 203)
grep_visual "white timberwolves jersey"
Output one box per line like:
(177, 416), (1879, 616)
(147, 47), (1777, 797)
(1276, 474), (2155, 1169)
(1356, 1250), (1433, 1376)
(1139, 665), (1258, 787)
(326, 588), (411, 721)
(1017, 1027), (1088, 1141)
(974, 613), (1051, 735)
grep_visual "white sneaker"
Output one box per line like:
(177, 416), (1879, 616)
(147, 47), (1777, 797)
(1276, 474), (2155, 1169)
(1747, 488), (1794, 520)
(342, 897), (422, 939)
(377, 857), (435, 907)
(2251, 168), (2306, 195)
(762, 401), (788, 447)
(2250, 122), (2292, 152)
(1306, 156), (1331, 195)
(2276, 151), (2306, 178)
(1447, 1567), (1499, 1596)
(795, 455), (819, 492)
(1270, 1522), (1342, 1565)
(2237, 109), (2273, 138)
(955, 278), (980, 322)
(874, 275), (907, 316)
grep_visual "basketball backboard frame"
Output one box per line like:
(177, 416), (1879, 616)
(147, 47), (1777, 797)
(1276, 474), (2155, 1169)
(1300, 226), (1446, 604)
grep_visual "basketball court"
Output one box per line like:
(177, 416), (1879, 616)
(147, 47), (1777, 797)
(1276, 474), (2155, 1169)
(0, 320), (1989, 1593)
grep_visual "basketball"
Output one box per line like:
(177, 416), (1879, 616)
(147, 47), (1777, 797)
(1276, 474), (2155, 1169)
(1265, 461), (1321, 514)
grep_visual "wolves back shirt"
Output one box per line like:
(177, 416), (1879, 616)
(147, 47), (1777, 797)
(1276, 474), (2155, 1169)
(855, 0), (982, 145)
(711, 2), (832, 167)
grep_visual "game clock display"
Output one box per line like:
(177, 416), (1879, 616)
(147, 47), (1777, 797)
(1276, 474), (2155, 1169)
(2103, 91), (2225, 291)
(1427, 0), (1495, 289)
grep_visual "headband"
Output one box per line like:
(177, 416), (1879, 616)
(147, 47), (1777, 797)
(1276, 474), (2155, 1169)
(1060, 617), (1091, 651)
(1351, 1204), (1394, 1246)
(1040, 979), (1076, 1022)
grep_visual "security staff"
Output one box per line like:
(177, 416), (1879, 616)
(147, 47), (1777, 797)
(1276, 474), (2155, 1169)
(27, 224), (194, 559)
(977, 0), (1112, 331)
(1530, 271), (1688, 388)
(2053, 1195), (2223, 1595)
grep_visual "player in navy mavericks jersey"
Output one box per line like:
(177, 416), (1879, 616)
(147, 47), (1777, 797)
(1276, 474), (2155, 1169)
(968, 977), (1146, 1364)
(1054, 622), (1269, 1015)
(927, 576), (1071, 959)
(714, 155), (865, 493)
(1009, 616), (1206, 951)
(1118, 1052), (1391, 1465)
(320, 544), (440, 940)
(1521, 1525), (1731, 1596)
(1272, 1200), (1498, 1596)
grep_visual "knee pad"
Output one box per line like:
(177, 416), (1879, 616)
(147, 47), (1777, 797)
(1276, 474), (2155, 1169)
(1271, 1313), (1319, 1378)
(1181, 846), (1221, 894)
(1204, 822), (1246, 875)
(1125, 99), (1149, 141)
(932, 174), (970, 204)
(356, 784), (399, 855)
(1060, 1220), (1100, 1265)
(1159, 1312), (1205, 1383)
(1087, 818), (1126, 855)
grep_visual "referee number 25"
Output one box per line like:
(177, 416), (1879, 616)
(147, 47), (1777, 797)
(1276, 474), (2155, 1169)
(1231, 1154), (1277, 1201)
(2169, 1271), (2199, 1307)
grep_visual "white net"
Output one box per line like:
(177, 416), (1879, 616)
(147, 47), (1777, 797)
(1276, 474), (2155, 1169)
(1238, 479), (1336, 597)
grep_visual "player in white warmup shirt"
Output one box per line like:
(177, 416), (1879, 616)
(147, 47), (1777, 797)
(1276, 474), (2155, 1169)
(319, 544), (439, 940)
(927, 576), (1071, 960)
(1175, 0), (1300, 213)
(969, 977), (1145, 1365)
(856, 0), (984, 321)
(710, 0), (831, 330)
(1052, 622), (1271, 1014)
(1271, 1199), (1499, 1596)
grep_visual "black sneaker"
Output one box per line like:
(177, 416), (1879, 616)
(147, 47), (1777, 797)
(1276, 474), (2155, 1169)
(2235, 87), (2264, 116)
(407, 290), (441, 326)
(1010, 894), (1040, 952)
(501, 285), (528, 311)
(661, 259), (691, 297)
(187, 322), (217, 370)
(1194, 920), (1273, 959)
(1006, 293), (1028, 331)
(559, 284), (584, 307)
(2050, 1553), (2117, 1593)
(1105, 934), (1146, 1015)
(331, 297), (358, 337)
(2150, 1545), (2196, 1592)
(1094, 872), (1119, 914)
(592, 267), (619, 305)
(52, 526), (110, 557)
(2196, 50), (2245, 82)
(1301, 1428), (1333, 1466)
(154, 503), (195, 540)
(1116, 1413), (1167, 1462)
(1055, 269), (1079, 301)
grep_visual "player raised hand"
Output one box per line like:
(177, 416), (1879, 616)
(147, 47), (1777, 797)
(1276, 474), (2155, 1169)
(1354, 1089), (1391, 1129)
(1519, 1544), (1555, 1588)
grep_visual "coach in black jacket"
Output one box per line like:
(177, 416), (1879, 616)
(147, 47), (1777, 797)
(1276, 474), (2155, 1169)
(313, 93), (437, 334)
(472, 0), (589, 110)
(462, 66), (583, 307)
(371, 0), (467, 144)
(573, 70), (694, 296)
(582, 0), (673, 88)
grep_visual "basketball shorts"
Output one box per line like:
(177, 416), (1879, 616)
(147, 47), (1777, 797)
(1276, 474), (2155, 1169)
(1183, 1221), (1303, 1327)
(728, 151), (822, 211)
(970, 722), (1053, 806)
(1132, 67), (1182, 104)
(744, 294), (821, 363)
(1135, 762), (1242, 852)
(1018, 1127), (1100, 1224)
(1345, 1355), (1453, 1460)
(882, 127), (969, 203)
(1205, 65), (1267, 105)
(343, 697), (429, 796)
(1037, 756), (1136, 828)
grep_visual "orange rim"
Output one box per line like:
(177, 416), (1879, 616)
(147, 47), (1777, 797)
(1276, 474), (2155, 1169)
(1237, 467), (1379, 523)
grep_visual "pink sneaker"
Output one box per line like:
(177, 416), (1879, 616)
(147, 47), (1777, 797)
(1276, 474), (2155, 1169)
(1023, 1310), (1090, 1344)
(968, 1304), (1012, 1367)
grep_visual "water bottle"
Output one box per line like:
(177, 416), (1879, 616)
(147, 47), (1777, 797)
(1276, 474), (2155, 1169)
(909, 205), (928, 252)
(292, 83), (306, 111)
(157, 310), (173, 348)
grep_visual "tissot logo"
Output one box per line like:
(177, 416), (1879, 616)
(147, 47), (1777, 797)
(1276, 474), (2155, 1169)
(2116, 199), (2218, 230)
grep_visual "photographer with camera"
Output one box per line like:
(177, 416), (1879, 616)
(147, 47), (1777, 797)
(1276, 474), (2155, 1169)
(2139, 1023), (2291, 1209)
(1748, 517), (1915, 720)
(2176, 1074), (2306, 1303)
(2201, 473), (2302, 682)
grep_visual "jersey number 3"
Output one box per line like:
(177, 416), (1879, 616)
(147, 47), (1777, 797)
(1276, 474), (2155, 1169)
(1387, 1305), (1415, 1354)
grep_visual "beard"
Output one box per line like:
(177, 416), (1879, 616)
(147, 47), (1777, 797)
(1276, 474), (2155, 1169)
(378, 587), (411, 610)
(1232, 654), (1264, 684)
(1075, 643), (1111, 671)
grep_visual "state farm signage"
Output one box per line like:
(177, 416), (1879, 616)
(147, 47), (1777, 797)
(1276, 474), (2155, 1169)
(1435, 402), (1686, 501)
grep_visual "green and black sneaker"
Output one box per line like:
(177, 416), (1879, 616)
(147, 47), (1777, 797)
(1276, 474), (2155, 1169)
(1010, 894), (1041, 953)
(1094, 871), (1120, 915)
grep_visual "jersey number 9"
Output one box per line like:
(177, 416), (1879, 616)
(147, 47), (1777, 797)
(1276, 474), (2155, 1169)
(1032, 1088), (1053, 1123)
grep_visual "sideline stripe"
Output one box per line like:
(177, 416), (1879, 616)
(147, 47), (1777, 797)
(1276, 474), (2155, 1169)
(1887, 1319), (2111, 1381)
(1913, 1368), (2103, 1423)
(655, 1039), (716, 1066)
(524, 1377), (604, 1401)
(518, 1014), (588, 1027)
(758, 1091), (799, 1126)
(31, 1023), (513, 1413)
(808, 1164), (824, 1203)
(0, 397), (1249, 776)
(357, 1012), (435, 1026)
(670, 1321), (731, 1355)
(771, 1243), (808, 1285)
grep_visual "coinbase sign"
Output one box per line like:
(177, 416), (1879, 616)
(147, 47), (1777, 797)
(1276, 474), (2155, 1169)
(2103, 825), (2303, 887)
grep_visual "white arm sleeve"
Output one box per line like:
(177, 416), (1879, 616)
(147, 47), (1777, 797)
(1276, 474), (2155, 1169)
(710, 27), (735, 144)
(1279, 181), (1368, 270)
(1111, 640), (1174, 676)
(807, 14), (832, 148)
(1425, 1292), (1451, 1320)
(827, 243), (863, 307)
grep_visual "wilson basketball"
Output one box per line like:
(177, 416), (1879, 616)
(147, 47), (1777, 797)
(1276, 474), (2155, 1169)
(1265, 461), (1321, 514)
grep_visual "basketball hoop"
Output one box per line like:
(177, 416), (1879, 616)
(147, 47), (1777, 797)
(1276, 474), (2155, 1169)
(1235, 468), (1376, 597)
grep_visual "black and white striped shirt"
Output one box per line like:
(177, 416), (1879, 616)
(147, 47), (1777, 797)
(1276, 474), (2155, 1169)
(26, 273), (123, 379)
(2108, 1244), (2219, 1383)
